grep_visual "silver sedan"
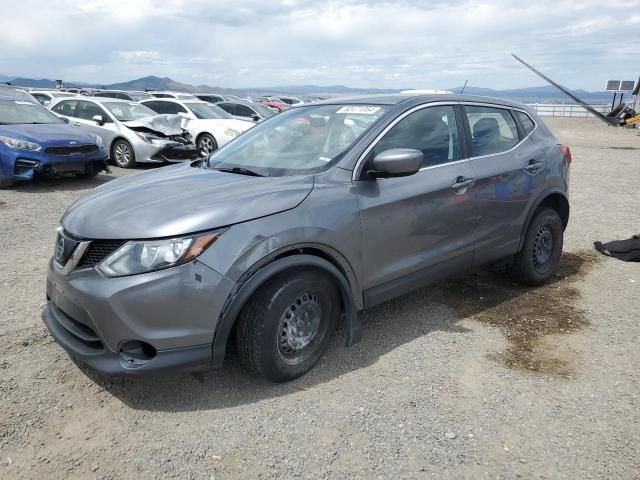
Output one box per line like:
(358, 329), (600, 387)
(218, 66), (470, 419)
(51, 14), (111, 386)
(47, 97), (198, 168)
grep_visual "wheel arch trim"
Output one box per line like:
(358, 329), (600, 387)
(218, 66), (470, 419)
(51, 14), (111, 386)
(211, 253), (361, 367)
(518, 188), (569, 251)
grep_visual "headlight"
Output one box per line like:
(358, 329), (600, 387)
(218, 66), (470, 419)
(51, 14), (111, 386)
(97, 230), (223, 277)
(133, 131), (161, 143)
(224, 129), (239, 138)
(0, 135), (42, 152)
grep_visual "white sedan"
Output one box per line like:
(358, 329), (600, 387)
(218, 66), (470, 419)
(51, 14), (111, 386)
(140, 99), (254, 155)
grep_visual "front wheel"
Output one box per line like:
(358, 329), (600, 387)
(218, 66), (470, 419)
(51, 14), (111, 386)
(236, 269), (340, 382)
(508, 208), (563, 286)
(197, 133), (218, 157)
(111, 139), (136, 168)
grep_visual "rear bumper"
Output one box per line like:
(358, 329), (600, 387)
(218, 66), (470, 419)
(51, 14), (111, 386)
(42, 302), (211, 375)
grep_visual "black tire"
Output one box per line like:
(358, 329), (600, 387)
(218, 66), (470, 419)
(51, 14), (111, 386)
(508, 208), (563, 286)
(197, 133), (218, 157)
(0, 178), (13, 189)
(236, 269), (340, 382)
(111, 139), (136, 168)
(74, 163), (100, 179)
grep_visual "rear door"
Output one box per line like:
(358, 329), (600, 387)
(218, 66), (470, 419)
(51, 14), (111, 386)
(463, 104), (547, 264)
(354, 104), (478, 306)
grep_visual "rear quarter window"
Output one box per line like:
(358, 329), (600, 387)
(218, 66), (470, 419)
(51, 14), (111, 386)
(515, 110), (536, 135)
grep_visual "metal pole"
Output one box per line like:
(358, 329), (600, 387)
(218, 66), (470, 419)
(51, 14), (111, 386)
(611, 92), (617, 111)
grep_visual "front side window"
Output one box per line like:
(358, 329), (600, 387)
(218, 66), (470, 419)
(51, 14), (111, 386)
(77, 101), (110, 122)
(373, 105), (461, 168)
(217, 103), (234, 114)
(235, 104), (256, 118)
(186, 102), (232, 120)
(52, 100), (78, 117)
(465, 106), (519, 156)
(206, 104), (389, 177)
(103, 102), (157, 122)
(160, 102), (187, 115)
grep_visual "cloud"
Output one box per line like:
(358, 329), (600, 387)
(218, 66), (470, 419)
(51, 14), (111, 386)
(0, 0), (637, 89)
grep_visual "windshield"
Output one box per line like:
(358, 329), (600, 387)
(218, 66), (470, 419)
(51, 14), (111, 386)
(206, 104), (388, 176)
(0, 98), (63, 124)
(187, 102), (232, 120)
(103, 102), (157, 122)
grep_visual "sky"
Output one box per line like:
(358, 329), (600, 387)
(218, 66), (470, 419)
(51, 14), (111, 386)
(0, 0), (638, 90)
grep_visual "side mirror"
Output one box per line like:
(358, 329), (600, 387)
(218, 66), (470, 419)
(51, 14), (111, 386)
(60, 116), (70, 124)
(92, 114), (104, 126)
(367, 148), (423, 179)
(251, 114), (260, 122)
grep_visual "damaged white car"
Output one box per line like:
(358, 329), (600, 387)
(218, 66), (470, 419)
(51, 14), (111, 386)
(48, 97), (199, 168)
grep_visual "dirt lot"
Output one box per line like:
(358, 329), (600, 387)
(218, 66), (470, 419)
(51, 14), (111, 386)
(1, 118), (639, 479)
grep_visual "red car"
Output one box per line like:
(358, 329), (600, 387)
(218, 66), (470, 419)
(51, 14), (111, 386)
(259, 101), (287, 112)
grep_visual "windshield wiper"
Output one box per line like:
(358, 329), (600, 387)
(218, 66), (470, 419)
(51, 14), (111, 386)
(212, 166), (265, 177)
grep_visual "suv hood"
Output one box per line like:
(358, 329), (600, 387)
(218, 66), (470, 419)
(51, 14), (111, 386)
(0, 123), (98, 145)
(61, 162), (313, 239)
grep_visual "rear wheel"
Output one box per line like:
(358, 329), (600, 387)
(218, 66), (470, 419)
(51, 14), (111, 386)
(508, 208), (563, 286)
(111, 139), (136, 168)
(236, 269), (340, 382)
(0, 178), (13, 189)
(197, 133), (218, 156)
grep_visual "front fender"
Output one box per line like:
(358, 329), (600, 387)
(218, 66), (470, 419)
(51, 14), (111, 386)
(211, 254), (361, 367)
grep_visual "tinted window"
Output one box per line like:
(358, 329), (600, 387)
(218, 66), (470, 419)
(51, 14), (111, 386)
(465, 106), (519, 156)
(235, 104), (256, 118)
(153, 93), (173, 98)
(374, 105), (461, 168)
(515, 110), (536, 135)
(217, 103), (234, 115)
(160, 101), (187, 115)
(141, 101), (166, 114)
(77, 101), (110, 122)
(52, 100), (79, 117)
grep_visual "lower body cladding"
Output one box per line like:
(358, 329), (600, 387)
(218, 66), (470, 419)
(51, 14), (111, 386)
(43, 259), (235, 375)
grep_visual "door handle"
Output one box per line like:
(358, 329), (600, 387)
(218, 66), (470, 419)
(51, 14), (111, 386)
(524, 160), (544, 174)
(451, 176), (475, 192)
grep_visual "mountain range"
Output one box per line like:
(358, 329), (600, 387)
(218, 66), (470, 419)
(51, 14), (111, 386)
(1, 74), (615, 104)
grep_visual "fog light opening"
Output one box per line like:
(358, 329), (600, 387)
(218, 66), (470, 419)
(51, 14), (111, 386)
(118, 340), (157, 367)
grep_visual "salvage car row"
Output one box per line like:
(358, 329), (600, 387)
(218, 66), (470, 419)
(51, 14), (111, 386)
(0, 85), (291, 186)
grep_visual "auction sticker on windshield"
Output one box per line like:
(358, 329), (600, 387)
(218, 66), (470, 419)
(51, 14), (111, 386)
(336, 106), (381, 115)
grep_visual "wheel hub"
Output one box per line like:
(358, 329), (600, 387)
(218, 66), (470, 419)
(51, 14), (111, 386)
(533, 224), (554, 267)
(279, 291), (321, 355)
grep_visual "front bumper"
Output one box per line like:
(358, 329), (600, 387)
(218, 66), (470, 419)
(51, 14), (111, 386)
(132, 138), (198, 164)
(0, 147), (108, 182)
(43, 258), (235, 375)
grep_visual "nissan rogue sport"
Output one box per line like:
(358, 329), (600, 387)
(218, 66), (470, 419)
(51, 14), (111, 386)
(43, 94), (571, 382)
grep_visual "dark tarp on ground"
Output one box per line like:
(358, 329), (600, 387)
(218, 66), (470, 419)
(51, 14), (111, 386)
(594, 234), (640, 262)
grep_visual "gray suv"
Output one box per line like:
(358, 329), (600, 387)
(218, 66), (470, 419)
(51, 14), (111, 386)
(43, 94), (571, 382)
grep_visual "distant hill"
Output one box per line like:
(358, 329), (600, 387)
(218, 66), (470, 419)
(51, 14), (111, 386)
(2, 73), (614, 103)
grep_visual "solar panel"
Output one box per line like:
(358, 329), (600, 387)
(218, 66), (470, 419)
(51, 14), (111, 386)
(605, 80), (621, 91)
(619, 80), (635, 91)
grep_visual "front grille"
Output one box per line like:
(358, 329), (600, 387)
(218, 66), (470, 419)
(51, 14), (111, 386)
(45, 145), (98, 156)
(151, 144), (199, 161)
(77, 240), (126, 269)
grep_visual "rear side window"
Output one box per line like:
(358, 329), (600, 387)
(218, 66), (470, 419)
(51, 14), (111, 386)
(160, 101), (187, 115)
(373, 105), (461, 168)
(515, 110), (536, 135)
(464, 106), (519, 156)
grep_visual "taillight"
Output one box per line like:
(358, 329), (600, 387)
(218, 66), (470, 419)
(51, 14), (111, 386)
(560, 145), (572, 164)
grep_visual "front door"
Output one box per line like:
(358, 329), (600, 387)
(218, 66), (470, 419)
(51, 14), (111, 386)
(354, 105), (478, 307)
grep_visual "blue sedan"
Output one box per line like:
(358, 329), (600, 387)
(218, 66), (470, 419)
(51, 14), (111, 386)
(0, 95), (108, 188)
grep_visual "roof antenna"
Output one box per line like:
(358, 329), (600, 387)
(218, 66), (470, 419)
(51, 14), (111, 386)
(460, 80), (468, 95)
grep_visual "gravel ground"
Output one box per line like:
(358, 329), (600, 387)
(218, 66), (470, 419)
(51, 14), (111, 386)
(0, 118), (639, 479)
